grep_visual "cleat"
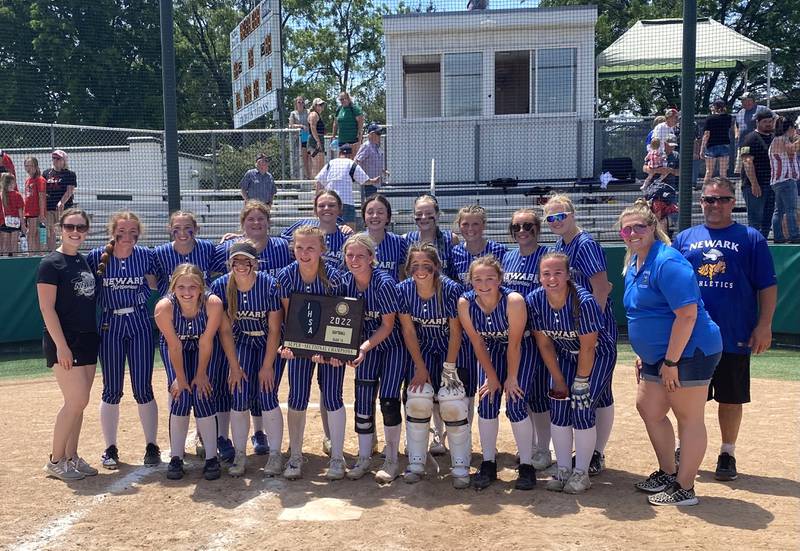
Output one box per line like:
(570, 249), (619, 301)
(545, 467), (572, 492)
(403, 463), (425, 484)
(217, 437), (235, 463)
(101, 445), (120, 470)
(563, 469), (591, 494)
(283, 455), (303, 480)
(322, 437), (332, 457)
(648, 482), (698, 506)
(70, 457), (98, 476)
(429, 430), (447, 456)
(471, 460), (497, 490)
(588, 450), (605, 477)
(251, 431), (269, 456)
(635, 470), (677, 493)
(143, 443), (161, 467)
(532, 449), (554, 471)
(44, 457), (85, 481)
(374, 459), (400, 484)
(347, 456), (372, 480)
(325, 458), (347, 480)
(452, 474), (471, 489)
(715, 452), (738, 481)
(167, 456), (185, 480)
(675, 447), (681, 468)
(263, 453), (284, 478)
(203, 457), (221, 480)
(228, 451), (247, 477)
(194, 434), (205, 458)
(515, 463), (537, 490)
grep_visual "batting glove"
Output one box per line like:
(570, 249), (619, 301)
(570, 376), (591, 410)
(441, 362), (464, 393)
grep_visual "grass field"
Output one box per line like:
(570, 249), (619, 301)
(2, 344), (798, 381)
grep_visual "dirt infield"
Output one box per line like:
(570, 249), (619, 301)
(2, 362), (797, 551)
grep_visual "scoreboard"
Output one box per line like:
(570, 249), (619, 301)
(230, 0), (282, 128)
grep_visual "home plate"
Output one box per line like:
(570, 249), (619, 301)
(278, 498), (363, 521)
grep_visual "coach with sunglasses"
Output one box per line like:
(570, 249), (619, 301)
(672, 177), (777, 483)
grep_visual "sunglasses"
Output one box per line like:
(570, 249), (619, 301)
(545, 212), (569, 223)
(61, 223), (89, 233)
(510, 222), (537, 234)
(410, 264), (435, 275)
(619, 224), (650, 239)
(701, 195), (735, 205)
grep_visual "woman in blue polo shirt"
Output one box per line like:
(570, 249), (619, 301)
(620, 200), (722, 507)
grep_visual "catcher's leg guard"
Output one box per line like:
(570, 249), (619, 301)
(439, 385), (470, 479)
(405, 384), (434, 473)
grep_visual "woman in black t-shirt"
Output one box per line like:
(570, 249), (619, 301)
(37, 208), (99, 482)
(701, 100), (734, 185)
(42, 150), (77, 252)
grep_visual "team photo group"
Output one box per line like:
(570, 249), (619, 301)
(37, 174), (776, 508)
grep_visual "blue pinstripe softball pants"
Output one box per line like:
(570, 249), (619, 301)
(160, 340), (216, 418)
(355, 344), (408, 420)
(287, 357), (346, 411)
(477, 339), (536, 422)
(231, 337), (285, 412)
(98, 307), (155, 405)
(548, 344), (617, 429)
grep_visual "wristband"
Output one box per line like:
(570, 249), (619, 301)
(443, 362), (456, 370)
(663, 359), (679, 367)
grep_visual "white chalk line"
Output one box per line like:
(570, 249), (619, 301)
(201, 479), (284, 550)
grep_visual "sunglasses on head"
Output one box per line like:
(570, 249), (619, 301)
(701, 195), (735, 205)
(619, 224), (650, 239)
(545, 212), (569, 223)
(510, 222), (537, 234)
(61, 223), (89, 233)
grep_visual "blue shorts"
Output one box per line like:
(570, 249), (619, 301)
(341, 204), (356, 224)
(641, 348), (722, 387)
(705, 145), (730, 158)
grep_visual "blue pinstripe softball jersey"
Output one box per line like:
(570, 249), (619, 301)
(368, 231), (409, 282)
(452, 241), (508, 287)
(335, 269), (401, 350)
(212, 237), (292, 278)
(152, 239), (216, 297)
(87, 245), (154, 309)
(405, 229), (457, 279)
(501, 246), (550, 295)
(396, 275), (462, 355)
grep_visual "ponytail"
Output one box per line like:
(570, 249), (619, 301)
(96, 239), (116, 277)
(566, 279), (581, 334)
(225, 273), (239, 323)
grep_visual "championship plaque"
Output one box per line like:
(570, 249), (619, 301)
(283, 293), (364, 361)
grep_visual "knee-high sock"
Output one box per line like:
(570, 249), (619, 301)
(230, 410), (250, 453)
(467, 397), (476, 455)
(594, 405), (614, 454)
(384, 424), (402, 462)
(263, 407), (284, 456)
(169, 414), (190, 459)
(358, 434), (373, 459)
(251, 413), (263, 434)
(137, 400), (158, 445)
(287, 408), (307, 457)
(100, 402), (120, 448)
(217, 411), (230, 440)
(533, 412), (552, 452)
(478, 417), (499, 462)
(551, 424), (574, 470)
(319, 400), (330, 439)
(196, 416), (219, 460)
(574, 427), (597, 473)
(327, 407), (346, 461)
(511, 419), (534, 465)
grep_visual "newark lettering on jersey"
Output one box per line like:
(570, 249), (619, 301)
(103, 276), (144, 289)
(412, 316), (448, 327)
(541, 329), (579, 340)
(687, 239), (740, 253)
(504, 272), (538, 286)
(236, 310), (268, 320)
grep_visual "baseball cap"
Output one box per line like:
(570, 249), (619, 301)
(311, 97), (326, 107)
(739, 92), (755, 101)
(255, 152), (268, 163)
(228, 241), (258, 260)
(52, 149), (68, 160)
(367, 122), (384, 134)
(711, 99), (726, 110)
(664, 108), (679, 118)
(755, 110), (775, 122)
(665, 135), (678, 146)
(338, 144), (353, 154)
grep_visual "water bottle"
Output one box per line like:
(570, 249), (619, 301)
(39, 223), (47, 246)
(19, 234), (28, 253)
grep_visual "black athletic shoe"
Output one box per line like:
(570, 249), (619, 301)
(203, 457), (221, 480)
(101, 445), (120, 470)
(471, 460), (497, 490)
(143, 443), (161, 467)
(515, 463), (536, 490)
(166, 456), (184, 480)
(588, 450), (605, 477)
(675, 447), (681, 468)
(715, 452), (738, 481)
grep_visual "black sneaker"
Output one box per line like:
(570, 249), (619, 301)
(203, 457), (221, 480)
(588, 450), (605, 477)
(251, 431), (269, 455)
(217, 437), (235, 463)
(514, 463), (536, 490)
(648, 481), (699, 506)
(634, 469), (677, 493)
(471, 460), (497, 490)
(143, 443), (161, 467)
(166, 456), (184, 480)
(675, 447), (681, 468)
(101, 445), (120, 470)
(715, 452), (738, 481)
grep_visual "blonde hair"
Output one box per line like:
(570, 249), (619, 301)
(511, 208), (541, 239)
(455, 204), (487, 226)
(240, 200), (271, 227)
(292, 225), (330, 289)
(343, 233), (378, 268)
(225, 239), (259, 322)
(618, 199), (671, 274)
(467, 254), (503, 283)
(0, 173), (14, 209)
(653, 115), (666, 128)
(169, 210), (199, 230)
(543, 193), (576, 214)
(97, 211), (143, 277)
(539, 252), (581, 331)
(168, 263), (207, 308)
(405, 242), (444, 307)
(649, 137), (661, 151)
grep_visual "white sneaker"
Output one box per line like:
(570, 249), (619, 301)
(228, 451), (247, 477)
(263, 453), (283, 478)
(563, 469), (591, 494)
(374, 459), (399, 484)
(322, 437), (332, 457)
(532, 449), (554, 471)
(283, 454), (304, 480)
(546, 467), (572, 492)
(70, 457), (98, 476)
(44, 457), (85, 481)
(347, 456), (372, 480)
(326, 458), (347, 480)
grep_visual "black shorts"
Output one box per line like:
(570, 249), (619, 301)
(707, 352), (750, 404)
(0, 225), (18, 233)
(43, 331), (99, 368)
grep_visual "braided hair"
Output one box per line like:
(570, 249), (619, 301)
(96, 211), (142, 277)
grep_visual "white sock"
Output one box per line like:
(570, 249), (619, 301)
(230, 410), (250, 453)
(358, 433), (373, 458)
(511, 419), (534, 465)
(263, 407), (284, 456)
(287, 409), (306, 457)
(533, 411), (552, 453)
(594, 405), (614, 454)
(217, 411), (230, 440)
(478, 417), (499, 462)
(384, 424), (402, 462)
(721, 443), (736, 456)
(574, 427), (597, 473)
(196, 416), (219, 460)
(100, 401), (120, 447)
(319, 400), (330, 439)
(169, 414), (190, 459)
(327, 407), (346, 460)
(137, 400), (158, 445)
(432, 403), (444, 439)
(251, 413), (263, 434)
(551, 423), (574, 470)
(467, 397), (476, 455)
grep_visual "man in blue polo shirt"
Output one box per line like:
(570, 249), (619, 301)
(672, 177), (777, 482)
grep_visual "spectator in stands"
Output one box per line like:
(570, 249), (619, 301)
(768, 116), (799, 243)
(43, 150), (76, 252)
(331, 92), (364, 152)
(239, 153), (277, 207)
(645, 116), (666, 152)
(289, 96), (312, 179)
(315, 144), (378, 228)
(734, 93), (770, 174)
(740, 111), (775, 239)
(355, 122), (388, 208)
(700, 99), (734, 185)
(644, 136), (680, 237)
(0, 173), (24, 254)
(0, 149), (16, 177)
(641, 138), (667, 189)
(652, 109), (679, 153)
(307, 98), (327, 176)
(24, 157), (47, 254)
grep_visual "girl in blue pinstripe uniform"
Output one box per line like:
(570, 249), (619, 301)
(457, 255), (537, 491)
(152, 211), (216, 297)
(543, 194), (617, 476)
(154, 264), (224, 481)
(87, 212), (160, 470)
(211, 241), (283, 478)
(361, 194), (408, 282)
(277, 226), (347, 481)
(528, 252), (617, 494)
(404, 194), (459, 279)
(501, 208), (553, 471)
(280, 190), (351, 268)
(337, 234), (406, 484)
